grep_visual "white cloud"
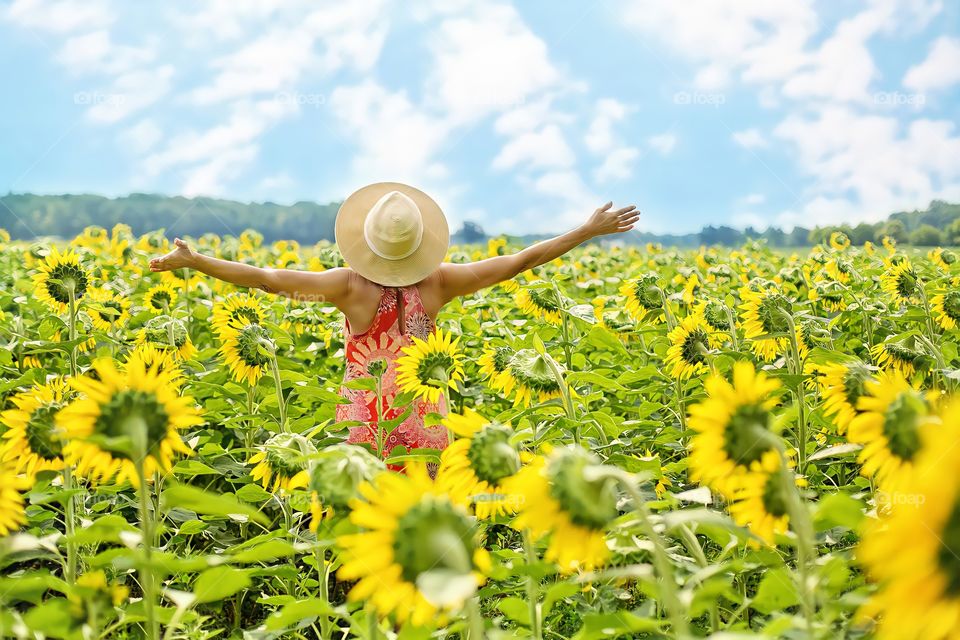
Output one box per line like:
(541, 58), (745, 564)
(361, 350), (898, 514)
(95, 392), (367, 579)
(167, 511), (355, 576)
(594, 147), (641, 183)
(120, 119), (163, 154)
(492, 125), (575, 171)
(86, 65), (174, 124)
(904, 36), (960, 93)
(773, 106), (960, 226)
(2, 0), (113, 34)
(56, 30), (155, 75)
(648, 133), (677, 154)
(426, 3), (563, 125)
(740, 193), (766, 205)
(732, 128), (768, 149)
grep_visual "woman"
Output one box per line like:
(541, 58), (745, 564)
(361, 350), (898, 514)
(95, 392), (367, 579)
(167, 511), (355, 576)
(150, 182), (639, 456)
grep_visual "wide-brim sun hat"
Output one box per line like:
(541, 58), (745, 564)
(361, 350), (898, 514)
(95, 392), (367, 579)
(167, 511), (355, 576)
(335, 182), (450, 287)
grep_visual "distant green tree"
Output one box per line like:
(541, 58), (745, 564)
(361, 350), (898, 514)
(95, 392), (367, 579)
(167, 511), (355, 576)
(850, 222), (877, 245)
(910, 224), (944, 246)
(947, 218), (960, 245)
(878, 219), (908, 244)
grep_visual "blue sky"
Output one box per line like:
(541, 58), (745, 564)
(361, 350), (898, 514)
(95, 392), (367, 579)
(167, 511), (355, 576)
(1, 0), (958, 235)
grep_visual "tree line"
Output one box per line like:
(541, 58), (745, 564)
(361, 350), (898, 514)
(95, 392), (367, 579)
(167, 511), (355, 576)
(2, 192), (959, 247)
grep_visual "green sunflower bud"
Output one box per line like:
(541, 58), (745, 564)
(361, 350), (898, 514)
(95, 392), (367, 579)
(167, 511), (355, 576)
(546, 447), (619, 530)
(467, 424), (521, 484)
(308, 444), (384, 510)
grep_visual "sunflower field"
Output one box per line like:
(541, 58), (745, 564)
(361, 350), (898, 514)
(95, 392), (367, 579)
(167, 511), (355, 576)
(2, 225), (960, 640)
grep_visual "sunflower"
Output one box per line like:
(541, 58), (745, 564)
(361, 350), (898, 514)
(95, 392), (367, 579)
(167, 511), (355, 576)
(870, 339), (927, 379)
(515, 285), (564, 325)
(160, 267), (203, 291)
(931, 291), (960, 331)
(219, 323), (272, 386)
(728, 452), (797, 545)
(857, 400), (960, 639)
(126, 343), (183, 387)
(439, 409), (524, 519)
(396, 329), (464, 403)
(928, 247), (957, 272)
(665, 314), (714, 380)
(210, 292), (266, 337)
(880, 259), (922, 306)
(829, 231), (851, 251)
(809, 282), (847, 312)
(739, 288), (795, 362)
(0, 460), (27, 536)
(143, 282), (178, 315)
(32, 246), (90, 313)
(688, 361), (782, 498)
(136, 315), (197, 361)
(248, 432), (315, 494)
(823, 258), (853, 284)
(619, 274), (663, 323)
(306, 443), (384, 531)
(504, 348), (566, 407)
(336, 463), (488, 625)
(696, 300), (731, 345)
(0, 378), (72, 477)
(86, 287), (131, 332)
(503, 447), (615, 573)
(820, 361), (875, 434)
(477, 345), (517, 397)
(57, 355), (202, 487)
(882, 236), (897, 253)
(847, 372), (937, 490)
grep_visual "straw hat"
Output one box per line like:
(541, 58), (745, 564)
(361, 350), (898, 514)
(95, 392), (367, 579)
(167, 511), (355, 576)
(335, 182), (450, 287)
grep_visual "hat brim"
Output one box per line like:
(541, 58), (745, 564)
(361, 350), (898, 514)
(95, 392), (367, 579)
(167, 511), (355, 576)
(335, 182), (449, 287)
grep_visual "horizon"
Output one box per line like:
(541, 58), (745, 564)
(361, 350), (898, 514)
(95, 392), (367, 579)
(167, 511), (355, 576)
(1, 2), (959, 236)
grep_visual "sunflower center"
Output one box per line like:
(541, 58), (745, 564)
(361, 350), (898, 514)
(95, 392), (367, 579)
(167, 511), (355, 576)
(94, 390), (170, 458)
(149, 291), (172, 310)
(236, 324), (271, 367)
(26, 403), (65, 460)
(757, 294), (791, 334)
(937, 498), (960, 596)
(944, 292), (960, 320)
(723, 404), (775, 467)
(416, 352), (455, 388)
(46, 263), (89, 304)
(632, 277), (661, 309)
(681, 329), (710, 365)
(466, 424), (520, 484)
(393, 498), (476, 583)
(547, 448), (619, 530)
(761, 471), (790, 518)
(881, 392), (925, 462)
(508, 350), (560, 393)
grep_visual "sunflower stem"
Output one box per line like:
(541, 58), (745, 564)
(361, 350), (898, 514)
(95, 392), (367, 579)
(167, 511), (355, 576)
(267, 350), (288, 432)
(678, 523), (718, 633)
(134, 455), (159, 640)
(466, 596), (485, 639)
(367, 610), (379, 639)
(615, 472), (689, 640)
(779, 309), (809, 474)
(775, 452), (817, 639)
(315, 546), (332, 639)
(723, 305), (739, 351)
(183, 268), (192, 339)
(62, 465), (78, 585)
(521, 530), (543, 640)
(67, 284), (78, 379)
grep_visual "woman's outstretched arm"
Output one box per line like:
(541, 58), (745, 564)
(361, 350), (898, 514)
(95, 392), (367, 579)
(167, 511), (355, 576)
(149, 238), (351, 304)
(434, 202), (639, 300)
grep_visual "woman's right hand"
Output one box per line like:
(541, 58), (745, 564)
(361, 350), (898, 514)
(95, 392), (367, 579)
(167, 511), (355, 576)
(149, 238), (196, 272)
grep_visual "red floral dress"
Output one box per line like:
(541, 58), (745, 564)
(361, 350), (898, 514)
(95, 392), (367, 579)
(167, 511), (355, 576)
(338, 285), (448, 458)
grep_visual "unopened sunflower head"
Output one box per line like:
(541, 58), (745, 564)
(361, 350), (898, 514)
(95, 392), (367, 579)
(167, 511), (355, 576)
(306, 443), (384, 528)
(504, 446), (617, 573)
(688, 361), (783, 498)
(248, 432), (316, 494)
(32, 246), (90, 313)
(57, 355), (202, 487)
(0, 377), (73, 478)
(396, 329), (464, 403)
(337, 464), (488, 627)
(136, 315), (196, 361)
(219, 322), (272, 386)
(440, 409), (524, 519)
